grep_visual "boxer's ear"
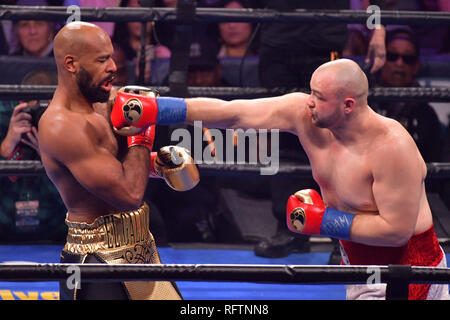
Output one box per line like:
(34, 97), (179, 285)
(343, 98), (356, 114)
(64, 55), (76, 73)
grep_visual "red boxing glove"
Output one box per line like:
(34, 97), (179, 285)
(111, 86), (187, 136)
(286, 189), (326, 235)
(286, 189), (355, 240)
(127, 125), (156, 151)
(111, 86), (159, 136)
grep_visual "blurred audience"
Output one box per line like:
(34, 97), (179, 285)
(372, 28), (443, 164)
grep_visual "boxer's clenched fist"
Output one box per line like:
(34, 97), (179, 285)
(149, 146), (199, 192)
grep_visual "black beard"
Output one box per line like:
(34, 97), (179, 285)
(76, 66), (111, 103)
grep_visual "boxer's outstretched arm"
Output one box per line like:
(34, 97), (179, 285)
(350, 138), (425, 246)
(185, 92), (307, 133)
(39, 114), (149, 211)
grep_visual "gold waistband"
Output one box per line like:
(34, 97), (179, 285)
(64, 202), (151, 255)
(62, 203), (182, 300)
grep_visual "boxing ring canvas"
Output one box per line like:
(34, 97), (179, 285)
(0, 244), (347, 300)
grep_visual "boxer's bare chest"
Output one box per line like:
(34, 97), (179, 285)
(86, 109), (119, 157)
(308, 141), (377, 213)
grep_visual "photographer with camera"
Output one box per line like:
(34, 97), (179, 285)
(0, 70), (66, 243)
(0, 101), (41, 161)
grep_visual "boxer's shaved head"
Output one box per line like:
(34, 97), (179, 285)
(313, 59), (369, 107)
(308, 59), (370, 129)
(54, 22), (116, 103)
(54, 22), (111, 68)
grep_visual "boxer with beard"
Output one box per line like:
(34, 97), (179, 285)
(38, 22), (197, 300)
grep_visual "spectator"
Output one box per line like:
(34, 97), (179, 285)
(11, 0), (56, 57)
(218, 0), (257, 58)
(12, 19), (55, 57)
(113, 0), (171, 84)
(373, 28), (444, 164)
(0, 70), (66, 242)
(187, 38), (231, 87)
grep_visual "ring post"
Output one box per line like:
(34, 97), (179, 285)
(385, 264), (412, 300)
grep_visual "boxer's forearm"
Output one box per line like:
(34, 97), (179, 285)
(185, 95), (298, 132)
(118, 146), (151, 208)
(349, 213), (413, 247)
(185, 97), (240, 129)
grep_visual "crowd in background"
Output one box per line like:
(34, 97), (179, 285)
(0, 0), (449, 258)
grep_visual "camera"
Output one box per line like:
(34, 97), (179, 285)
(21, 101), (48, 128)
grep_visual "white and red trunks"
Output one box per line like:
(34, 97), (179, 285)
(340, 225), (450, 300)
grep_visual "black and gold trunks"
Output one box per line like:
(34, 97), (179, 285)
(59, 202), (182, 300)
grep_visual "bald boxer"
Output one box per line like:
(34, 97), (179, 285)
(38, 22), (197, 300)
(112, 58), (449, 300)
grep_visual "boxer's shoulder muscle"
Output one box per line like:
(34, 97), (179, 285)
(39, 105), (107, 161)
(369, 116), (426, 178)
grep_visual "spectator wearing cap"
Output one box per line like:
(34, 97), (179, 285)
(187, 39), (231, 87)
(373, 28), (443, 165)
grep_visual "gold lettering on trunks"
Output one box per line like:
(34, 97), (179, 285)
(104, 216), (115, 249)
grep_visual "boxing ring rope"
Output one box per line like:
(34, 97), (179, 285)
(1, 159), (450, 179)
(0, 263), (449, 300)
(1, 160), (450, 179)
(1, 85), (450, 102)
(1, 5), (450, 301)
(1, 5), (450, 25)
(1, 263), (449, 284)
